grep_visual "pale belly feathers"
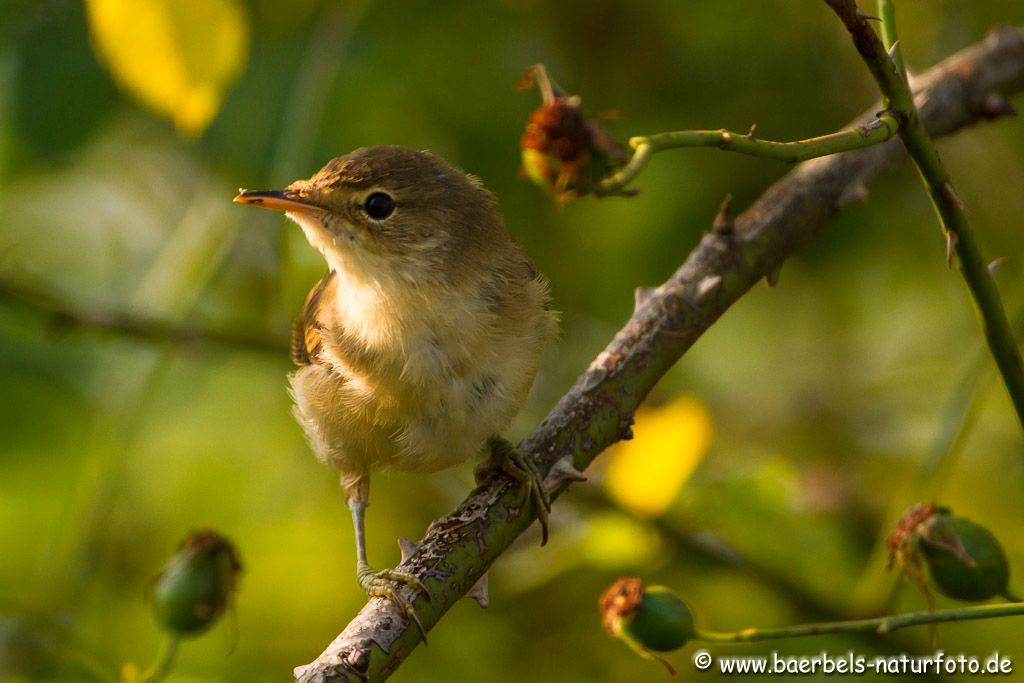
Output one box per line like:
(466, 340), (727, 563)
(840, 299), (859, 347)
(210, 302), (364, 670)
(288, 285), (549, 483)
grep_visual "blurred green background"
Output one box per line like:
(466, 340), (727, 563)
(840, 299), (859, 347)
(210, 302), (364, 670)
(3, 0), (1024, 680)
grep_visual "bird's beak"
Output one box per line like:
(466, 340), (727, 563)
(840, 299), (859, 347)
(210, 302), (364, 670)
(233, 189), (319, 213)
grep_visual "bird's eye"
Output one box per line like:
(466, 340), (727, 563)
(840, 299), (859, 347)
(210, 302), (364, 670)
(363, 192), (395, 220)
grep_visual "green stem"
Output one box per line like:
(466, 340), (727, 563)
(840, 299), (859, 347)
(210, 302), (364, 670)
(139, 635), (179, 683)
(696, 602), (1024, 643)
(597, 113), (902, 196)
(906, 130), (1024, 428)
(825, 0), (1024, 434)
(882, 1), (1024, 432)
(878, 0), (905, 77)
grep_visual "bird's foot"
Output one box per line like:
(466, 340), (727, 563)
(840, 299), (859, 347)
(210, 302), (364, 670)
(477, 437), (552, 545)
(357, 563), (429, 643)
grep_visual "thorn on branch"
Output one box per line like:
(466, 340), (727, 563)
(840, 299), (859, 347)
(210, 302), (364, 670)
(887, 39), (902, 62)
(712, 194), (735, 236)
(746, 123), (758, 138)
(696, 275), (722, 302)
(543, 454), (587, 496)
(856, 9), (882, 22)
(582, 366), (610, 393)
(398, 537), (419, 563)
(634, 286), (657, 310)
(988, 257), (1007, 275)
(766, 266), (782, 288)
(941, 181), (968, 213)
(946, 229), (960, 269)
(838, 182), (869, 208)
(465, 572), (490, 608)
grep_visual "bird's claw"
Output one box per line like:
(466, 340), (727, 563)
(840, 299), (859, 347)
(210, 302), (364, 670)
(479, 437), (552, 545)
(357, 564), (430, 643)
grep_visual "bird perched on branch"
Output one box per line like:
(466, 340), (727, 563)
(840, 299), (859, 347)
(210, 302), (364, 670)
(235, 146), (557, 626)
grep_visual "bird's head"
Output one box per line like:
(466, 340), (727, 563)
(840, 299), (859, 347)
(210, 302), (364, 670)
(235, 146), (505, 283)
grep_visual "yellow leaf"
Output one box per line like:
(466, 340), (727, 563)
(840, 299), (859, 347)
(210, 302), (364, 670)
(86, 0), (249, 136)
(603, 395), (712, 517)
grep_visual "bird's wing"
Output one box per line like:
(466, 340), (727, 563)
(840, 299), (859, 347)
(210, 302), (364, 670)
(290, 270), (337, 366)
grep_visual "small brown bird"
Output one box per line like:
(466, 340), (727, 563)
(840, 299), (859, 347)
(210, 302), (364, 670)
(235, 146), (557, 621)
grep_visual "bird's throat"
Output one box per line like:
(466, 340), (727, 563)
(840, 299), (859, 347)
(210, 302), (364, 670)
(287, 211), (434, 354)
(286, 211), (349, 270)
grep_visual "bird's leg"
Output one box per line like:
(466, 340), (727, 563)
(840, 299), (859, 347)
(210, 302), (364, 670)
(345, 477), (429, 641)
(475, 436), (552, 545)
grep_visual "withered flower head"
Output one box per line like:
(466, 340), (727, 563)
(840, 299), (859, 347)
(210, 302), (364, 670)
(518, 64), (629, 202)
(888, 504), (1010, 605)
(599, 577), (695, 676)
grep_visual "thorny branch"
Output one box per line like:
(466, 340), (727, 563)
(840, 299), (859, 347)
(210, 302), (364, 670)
(597, 112), (904, 196)
(296, 26), (1024, 682)
(825, 0), (1024, 433)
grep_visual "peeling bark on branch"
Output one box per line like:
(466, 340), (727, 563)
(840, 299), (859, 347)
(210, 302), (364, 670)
(295, 27), (1024, 682)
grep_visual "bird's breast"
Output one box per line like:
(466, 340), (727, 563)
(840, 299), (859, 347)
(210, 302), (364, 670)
(292, 275), (548, 476)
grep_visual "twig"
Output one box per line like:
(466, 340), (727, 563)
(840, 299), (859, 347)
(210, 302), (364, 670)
(697, 601), (1024, 643)
(138, 635), (179, 683)
(824, 0), (1024, 433)
(878, 0), (905, 77)
(574, 488), (916, 654)
(295, 27), (1024, 682)
(598, 113), (903, 196)
(0, 278), (287, 355)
